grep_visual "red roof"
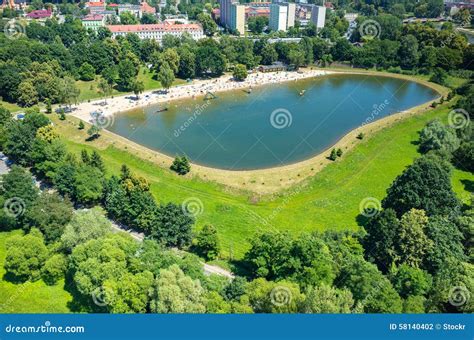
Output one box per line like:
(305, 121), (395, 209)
(107, 23), (202, 33)
(85, 2), (105, 7)
(140, 1), (156, 14)
(26, 9), (52, 19)
(108, 3), (118, 6)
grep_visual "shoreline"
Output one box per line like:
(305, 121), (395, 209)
(68, 69), (446, 194)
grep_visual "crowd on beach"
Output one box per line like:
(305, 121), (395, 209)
(72, 69), (331, 123)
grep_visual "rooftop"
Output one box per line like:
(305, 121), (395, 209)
(82, 14), (105, 21)
(107, 23), (203, 33)
(26, 9), (52, 19)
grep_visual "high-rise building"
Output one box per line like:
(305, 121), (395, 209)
(269, 2), (295, 32)
(311, 5), (326, 29)
(219, 0), (232, 28)
(230, 3), (246, 34)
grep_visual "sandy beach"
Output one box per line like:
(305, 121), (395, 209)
(71, 69), (332, 123)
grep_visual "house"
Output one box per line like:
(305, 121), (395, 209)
(85, 1), (106, 13)
(82, 14), (106, 31)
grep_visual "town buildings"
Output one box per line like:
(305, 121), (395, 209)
(82, 14), (106, 31)
(311, 5), (326, 29)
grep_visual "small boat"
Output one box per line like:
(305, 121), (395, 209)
(299, 90), (306, 96)
(155, 107), (168, 113)
(245, 88), (252, 94)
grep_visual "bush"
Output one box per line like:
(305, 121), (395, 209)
(170, 156), (191, 175)
(195, 225), (220, 260)
(329, 148), (337, 161)
(78, 121), (85, 130)
(357, 132), (365, 140)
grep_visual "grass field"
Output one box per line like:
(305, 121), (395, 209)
(0, 230), (72, 313)
(56, 100), (474, 259)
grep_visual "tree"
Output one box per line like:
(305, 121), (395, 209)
(398, 35), (419, 69)
(232, 64), (248, 81)
(25, 192), (73, 243)
(423, 215), (465, 273)
(98, 79), (112, 104)
(17, 81), (39, 107)
(131, 80), (145, 99)
(419, 119), (459, 154)
(41, 254), (67, 285)
(195, 39), (226, 77)
(195, 225), (220, 260)
(149, 265), (206, 313)
(260, 43), (278, 65)
(78, 62), (95, 81)
(87, 125), (101, 139)
(288, 49), (305, 69)
(329, 148), (337, 161)
(177, 47), (196, 79)
(337, 256), (403, 313)
(246, 278), (305, 313)
(453, 142), (474, 172)
(170, 156), (190, 175)
(141, 13), (157, 24)
(429, 67), (448, 85)
(197, 13), (217, 37)
(119, 11), (139, 25)
(382, 156), (460, 217)
(395, 209), (432, 268)
(117, 59), (138, 91)
(248, 16), (268, 34)
(301, 284), (355, 313)
(73, 165), (104, 205)
(151, 203), (194, 248)
(362, 208), (399, 272)
(61, 208), (111, 252)
(103, 271), (154, 313)
(390, 264), (432, 298)
(4, 229), (49, 281)
(224, 276), (247, 301)
(157, 62), (175, 91)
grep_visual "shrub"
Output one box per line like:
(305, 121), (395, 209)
(170, 156), (191, 175)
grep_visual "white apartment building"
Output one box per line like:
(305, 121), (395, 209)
(269, 2), (295, 32)
(311, 5), (326, 29)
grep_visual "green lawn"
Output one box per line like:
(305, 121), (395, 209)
(61, 102), (474, 259)
(0, 230), (72, 313)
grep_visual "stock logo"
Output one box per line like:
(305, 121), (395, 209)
(270, 108), (292, 129)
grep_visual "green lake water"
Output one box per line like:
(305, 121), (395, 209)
(108, 74), (438, 170)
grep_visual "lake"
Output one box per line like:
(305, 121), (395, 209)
(108, 74), (438, 170)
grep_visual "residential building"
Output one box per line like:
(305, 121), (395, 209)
(311, 5), (326, 29)
(82, 14), (106, 31)
(140, 1), (156, 15)
(118, 4), (141, 18)
(230, 3), (246, 34)
(219, 0), (232, 27)
(107, 23), (204, 44)
(269, 2), (295, 32)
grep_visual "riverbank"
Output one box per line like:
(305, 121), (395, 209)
(69, 69), (447, 194)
